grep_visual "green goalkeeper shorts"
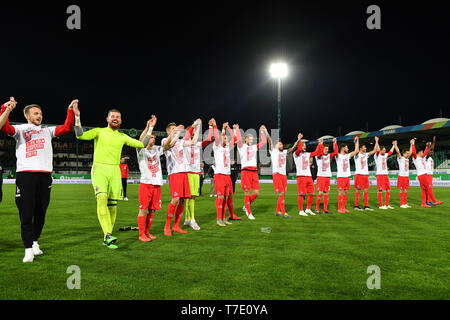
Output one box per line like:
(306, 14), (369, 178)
(187, 173), (200, 197)
(91, 163), (123, 200)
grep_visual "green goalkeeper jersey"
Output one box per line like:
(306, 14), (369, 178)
(77, 127), (144, 165)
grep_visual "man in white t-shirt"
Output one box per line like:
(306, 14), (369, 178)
(0, 97), (77, 263)
(135, 115), (163, 242)
(336, 136), (359, 213)
(424, 136), (443, 206)
(374, 140), (395, 209)
(411, 138), (434, 207)
(353, 137), (378, 211)
(315, 138), (338, 214)
(394, 142), (412, 209)
(161, 119), (201, 236)
(235, 124), (267, 220)
(267, 132), (302, 218)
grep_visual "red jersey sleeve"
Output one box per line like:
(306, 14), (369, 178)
(256, 131), (267, 150)
(201, 127), (214, 148)
(412, 145), (417, 159)
(0, 104), (16, 136)
(54, 108), (75, 137)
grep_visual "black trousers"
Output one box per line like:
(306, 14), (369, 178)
(122, 178), (128, 198)
(15, 172), (52, 248)
(231, 173), (238, 193)
(199, 176), (204, 195)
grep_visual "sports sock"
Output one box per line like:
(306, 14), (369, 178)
(377, 192), (383, 207)
(363, 192), (369, 207)
(306, 194), (314, 210)
(399, 192), (403, 205)
(96, 193), (112, 240)
(428, 188), (437, 202)
(343, 194), (348, 209)
(280, 195), (286, 214)
(354, 193), (360, 207)
(421, 188), (427, 205)
(165, 203), (176, 229)
(385, 191), (390, 206)
(250, 194), (258, 204)
(403, 192), (408, 205)
(145, 212), (155, 232)
(137, 216), (146, 236)
(227, 196), (236, 218)
(316, 194), (322, 211)
(338, 195), (343, 210)
(173, 205), (184, 227)
(297, 195), (304, 211)
(187, 198), (195, 220)
(244, 195), (252, 214)
(276, 196), (281, 213)
(216, 197), (224, 220)
(323, 194), (329, 211)
(107, 200), (118, 229)
(221, 198), (227, 220)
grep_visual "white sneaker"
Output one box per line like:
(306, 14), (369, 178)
(23, 248), (34, 263)
(379, 205), (388, 210)
(242, 206), (248, 215)
(32, 242), (43, 255)
(299, 211), (308, 216)
(217, 220), (226, 226)
(210, 194), (213, 198)
(405, 204), (411, 208)
(400, 205), (407, 209)
(305, 209), (315, 215)
(184, 220), (191, 226)
(190, 220), (201, 230)
(387, 205), (394, 209)
(247, 213), (255, 220)
(123, 197), (128, 201)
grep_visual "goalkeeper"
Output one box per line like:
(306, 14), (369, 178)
(74, 107), (149, 249)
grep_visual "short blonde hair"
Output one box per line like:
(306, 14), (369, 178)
(23, 104), (42, 117)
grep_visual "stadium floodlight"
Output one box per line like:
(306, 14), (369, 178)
(269, 62), (288, 79)
(269, 62), (288, 138)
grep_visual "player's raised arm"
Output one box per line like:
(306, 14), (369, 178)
(287, 133), (302, 153)
(163, 125), (183, 151)
(54, 99), (77, 137)
(310, 138), (324, 157)
(329, 137), (339, 158)
(234, 124), (243, 148)
(368, 136), (378, 156)
(410, 139), (417, 158)
(0, 97), (17, 135)
(138, 115), (157, 151)
(374, 136), (380, 153)
(226, 123), (237, 147)
(201, 118), (215, 148)
(388, 141), (396, 157)
(394, 140), (401, 159)
(74, 103), (101, 141)
(191, 119), (201, 145)
(431, 136), (436, 152)
(257, 125), (267, 150)
(294, 133), (304, 156)
(265, 128), (273, 151)
(349, 136), (359, 157)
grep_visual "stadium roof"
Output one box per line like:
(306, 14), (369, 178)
(379, 125), (403, 130)
(319, 135), (335, 139)
(307, 118), (450, 148)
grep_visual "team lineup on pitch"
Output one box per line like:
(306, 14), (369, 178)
(0, 97), (444, 264)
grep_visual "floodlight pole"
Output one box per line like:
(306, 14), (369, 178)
(277, 77), (282, 138)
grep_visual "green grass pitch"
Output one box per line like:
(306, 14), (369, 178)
(0, 183), (449, 300)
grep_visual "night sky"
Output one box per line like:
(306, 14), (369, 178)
(0, 1), (449, 142)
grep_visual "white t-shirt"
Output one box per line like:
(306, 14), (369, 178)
(161, 138), (188, 175)
(336, 153), (352, 178)
(238, 143), (258, 168)
(316, 154), (332, 178)
(374, 152), (390, 175)
(270, 148), (287, 175)
(213, 143), (232, 175)
(137, 146), (164, 185)
(425, 157), (434, 175)
(397, 157), (410, 177)
(354, 152), (369, 175)
(185, 142), (202, 174)
(11, 124), (57, 172)
(412, 155), (428, 177)
(293, 152), (312, 177)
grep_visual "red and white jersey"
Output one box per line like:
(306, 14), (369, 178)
(425, 157), (434, 175)
(412, 156), (427, 176)
(397, 157), (410, 177)
(336, 153), (352, 178)
(293, 152), (312, 176)
(11, 124), (57, 172)
(137, 146), (164, 186)
(161, 138), (188, 175)
(316, 154), (332, 177)
(186, 142), (202, 174)
(374, 152), (390, 175)
(238, 143), (258, 169)
(354, 152), (369, 175)
(270, 148), (287, 175)
(213, 143), (232, 175)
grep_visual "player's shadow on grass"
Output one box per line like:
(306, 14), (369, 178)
(0, 239), (23, 251)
